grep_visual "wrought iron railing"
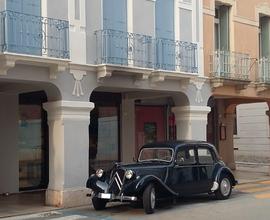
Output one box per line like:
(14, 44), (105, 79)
(210, 50), (251, 80)
(95, 29), (198, 73)
(95, 29), (154, 68)
(155, 38), (198, 73)
(0, 10), (69, 59)
(257, 58), (270, 84)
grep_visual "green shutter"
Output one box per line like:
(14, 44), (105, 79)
(260, 17), (270, 58)
(219, 6), (229, 51)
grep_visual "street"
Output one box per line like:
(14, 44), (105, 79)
(3, 180), (270, 220)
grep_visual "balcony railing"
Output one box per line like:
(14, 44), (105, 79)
(0, 10), (69, 59)
(210, 50), (251, 80)
(257, 58), (270, 84)
(95, 29), (198, 73)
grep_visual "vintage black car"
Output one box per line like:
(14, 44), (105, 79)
(86, 140), (237, 214)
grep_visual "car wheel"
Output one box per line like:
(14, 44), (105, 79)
(143, 184), (156, 214)
(92, 196), (107, 210)
(215, 175), (232, 200)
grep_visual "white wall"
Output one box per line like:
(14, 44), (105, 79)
(234, 102), (270, 163)
(0, 93), (19, 194)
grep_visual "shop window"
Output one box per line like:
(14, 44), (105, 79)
(18, 91), (48, 190)
(89, 92), (121, 174)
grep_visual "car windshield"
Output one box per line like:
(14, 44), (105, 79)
(138, 148), (173, 162)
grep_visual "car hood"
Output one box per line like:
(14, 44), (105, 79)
(115, 162), (170, 182)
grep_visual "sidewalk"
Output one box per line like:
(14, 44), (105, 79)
(233, 163), (270, 184)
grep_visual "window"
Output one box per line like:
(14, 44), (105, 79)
(259, 16), (270, 59)
(176, 148), (196, 165)
(75, 0), (80, 20)
(215, 5), (230, 51)
(197, 148), (214, 164)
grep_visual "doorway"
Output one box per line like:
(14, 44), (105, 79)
(135, 106), (166, 156)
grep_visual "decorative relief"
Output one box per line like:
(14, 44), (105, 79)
(191, 79), (206, 104)
(70, 70), (87, 97)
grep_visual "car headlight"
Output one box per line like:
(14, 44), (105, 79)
(96, 169), (104, 178)
(125, 170), (134, 179)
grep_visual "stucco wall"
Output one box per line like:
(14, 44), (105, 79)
(0, 94), (19, 194)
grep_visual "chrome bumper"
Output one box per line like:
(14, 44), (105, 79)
(96, 193), (137, 202)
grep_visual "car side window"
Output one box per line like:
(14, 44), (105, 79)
(176, 148), (196, 165)
(197, 148), (214, 164)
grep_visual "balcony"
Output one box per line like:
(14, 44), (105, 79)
(95, 29), (198, 77)
(256, 58), (270, 92)
(0, 10), (69, 59)
(257, 58), (270, 84)
(210, 50), (251, 89)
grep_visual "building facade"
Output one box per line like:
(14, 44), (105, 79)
(204, 0), (270, 170)
(0, 0), (211, 207)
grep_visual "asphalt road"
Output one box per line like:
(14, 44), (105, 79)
(3, 180), (270, 220)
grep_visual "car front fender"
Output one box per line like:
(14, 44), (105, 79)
(134, 175), (178, 196)
(86, 174), (109, 193)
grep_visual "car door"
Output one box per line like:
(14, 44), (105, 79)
(169, 146), (199, 195)
(196, 145), (216, 193)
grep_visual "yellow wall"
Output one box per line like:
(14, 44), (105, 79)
(203, 0), (270, 99)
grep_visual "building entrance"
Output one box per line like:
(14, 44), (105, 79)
(135, 106), (166, 157)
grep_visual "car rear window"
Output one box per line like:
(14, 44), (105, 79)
(198, 148), (214, 164)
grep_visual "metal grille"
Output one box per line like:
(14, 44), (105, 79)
(108, 169), (125, 195)
(0, 10), (69, 59)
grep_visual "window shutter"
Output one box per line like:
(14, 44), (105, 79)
(155, 0), (175, 70)
(155, 0), (174, 40)
(6, 0), (41, 55)
(219, 6), (229, 51)
(103, 0), (127, 31)
(103, 0), (127, 65)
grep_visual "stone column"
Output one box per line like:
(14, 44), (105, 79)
(172, 106), (211, 141)
(219, 113), (236, 170)
(43, 100), (94, 207)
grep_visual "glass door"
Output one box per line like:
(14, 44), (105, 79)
(18, 92), (48, 190)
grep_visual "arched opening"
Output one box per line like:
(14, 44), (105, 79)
(207, 96), (270, 180)
(0, 81), (61, 216)
(88, 87), (190, 174)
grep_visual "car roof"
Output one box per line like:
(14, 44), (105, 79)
(142, 140), (212, 150)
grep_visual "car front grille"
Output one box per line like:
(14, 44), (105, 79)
(108, 169), (125, 195)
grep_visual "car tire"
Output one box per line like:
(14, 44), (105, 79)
(215, 175), (232, 200)
(92, 197), (107, 210)
(143, 184), (156, 214)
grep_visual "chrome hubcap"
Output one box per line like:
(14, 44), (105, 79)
(150, 188), (156, 209)
(220, 178), (231, 196)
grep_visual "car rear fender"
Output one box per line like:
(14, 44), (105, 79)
(215, 167), (238, 186)
(135, 175), (178, 196)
